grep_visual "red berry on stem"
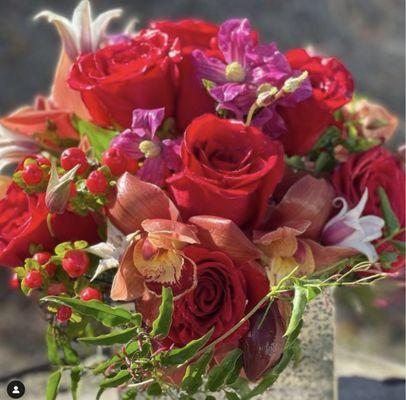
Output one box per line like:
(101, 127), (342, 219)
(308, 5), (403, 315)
(80, 287), (102, 301)
(86, 170), (108, 194)
(33, 251), (57, 277)
(62, 250), (90, 278)
(48, 282), (67, 296)
(56, 305), (72, 322)
(60, 147), (89, 175)
(24, 270), (43, 289)
(102, 148), (127, 177)
(22, 163), (43, 185)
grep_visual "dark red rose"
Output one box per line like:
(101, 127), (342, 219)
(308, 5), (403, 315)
(167, 114), (285, 229)
(150, 19), (219, 132)
(68, 29), (180, 128)
(332, 146), (405, 227)
(169, 246), (268, 346)
(278, 48), (354, 156)
(0, 183), (101, 268)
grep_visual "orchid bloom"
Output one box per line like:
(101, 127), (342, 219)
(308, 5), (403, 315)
(0, 125), (39, 174)
(108, 173), (261, 301)
(322, 189), (384, 262)
(35, 0), (123, 61)
(111, 108), (182, 186)
(193, 19), (311, 132)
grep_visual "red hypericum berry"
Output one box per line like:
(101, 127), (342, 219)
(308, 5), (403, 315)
(23, 270), (43, 289)
(80, 287), (102, 301)
(60, 147), (89, 175)
(126, 157), (139, 174)
(37, 156), (51, 167)
(9, 273), (19, 289)
(62, 250), (90, 278)
(22, 163), (43, 185)
(86, 170), (108, 194)
(48, 282), (67, 296)
(69, 182), (77, 198)
(102, 148), (127, 177)
(33, 251), (57, 277)
(56, 305), (72, 322)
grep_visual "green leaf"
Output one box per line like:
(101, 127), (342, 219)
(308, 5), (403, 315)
(182, 351), (213, 394)
(378, 187), (400, 236)
(162, 327), (214, 366)
(42, 297), (134, 327)
(305, 286), (322, 302)
(284, 285), (307, 337)
(225, 392), (240, 400)
(62, 341), (79, 365)
(100, 370), (132, 388)
(78, 326), (138, 345)
(70, 367), (82, 400)
(151, 287), (173, 339)
(46, 324), (60, 365)
(314, 152), (335, 174)
(391, 240), (406, 253)
(46, 369), (62, 400)
(147, 382), (162, 396)
(206, 348), (242, 391)
(73, 116), (118, 161)
(122, 389), (138, 400)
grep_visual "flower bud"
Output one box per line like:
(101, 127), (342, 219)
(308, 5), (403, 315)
(282, 71), (309, 93)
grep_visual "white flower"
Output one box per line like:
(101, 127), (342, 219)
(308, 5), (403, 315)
(0, 125), (39, 174)
(322, 189), (385, 262)
(87, 220), (138, 281)
(35, 0), (123, 61)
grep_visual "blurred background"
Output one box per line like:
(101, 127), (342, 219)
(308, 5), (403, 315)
(0, 0), (404, 399)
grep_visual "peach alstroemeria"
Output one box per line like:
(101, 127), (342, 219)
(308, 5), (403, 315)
(256, 175), (356, 284)
(109, 173), (264, 302)
(322, 189), (384, 262)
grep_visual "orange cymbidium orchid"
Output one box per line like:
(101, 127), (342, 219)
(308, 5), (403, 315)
(255, 175), (356, 284)
(109, 173), (263, 304)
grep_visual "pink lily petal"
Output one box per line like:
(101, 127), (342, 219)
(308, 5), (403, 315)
(108, 173), (180, 234)
(189, 215), (261, 262)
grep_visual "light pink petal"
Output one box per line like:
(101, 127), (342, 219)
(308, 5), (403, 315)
(189, 215), (261, 262)
(108, 173), (180, 234)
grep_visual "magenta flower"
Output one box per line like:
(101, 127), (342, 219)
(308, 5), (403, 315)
(193, 19), (312, 136)
(111, 108), (182, 186)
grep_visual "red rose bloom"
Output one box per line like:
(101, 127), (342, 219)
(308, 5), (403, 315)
(68, 30), (180, 128)
(150, 19), (219, 132)
(332, 146), (405, 226)
(0, 183), (101, 267)
(169, 246), (267, 346)
(278, 48), (354, 156)
(167, 114), (285, 229)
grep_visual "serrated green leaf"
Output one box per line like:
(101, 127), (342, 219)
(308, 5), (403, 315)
(284, 285), (307, 337)
(162, 327), (214, 366)
(79, 326), (138, 346)
(182, 351), (213, 394)
(70, 367), (82, 400)
(206, 348), (242, 391)
(73, 116), (118, 162)
(46, 324), (60, 365)
(100, 370), (132, 388)
(151, 287), (173, 339)
(147, 382), (162, 396)
(46, 369), (62, 400)
(42, 297), (134, 327)
(378, 187), (400, 236)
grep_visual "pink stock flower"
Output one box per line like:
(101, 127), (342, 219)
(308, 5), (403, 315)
(111, 108), (181, 186)
(322, 189), (384, 262)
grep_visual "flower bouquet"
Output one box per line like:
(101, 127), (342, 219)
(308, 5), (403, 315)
(1, 1), (404, 399)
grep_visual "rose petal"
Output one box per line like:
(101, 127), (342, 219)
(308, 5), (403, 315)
(108, 173), (181, 234)
(189, 215), (261, 262)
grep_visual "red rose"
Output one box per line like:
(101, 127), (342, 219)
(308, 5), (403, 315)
(167, 114), (285, 229)
(278, 48), (354, 156)
(169, 246), (268, 346)
(68, 30), (180, 128)
(150, 19), (219, 132)
(0, 183), (101, 267)
(332, 146), (405, 227)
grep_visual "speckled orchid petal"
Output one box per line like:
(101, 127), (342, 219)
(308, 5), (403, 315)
(108, 173), (180, 234)
(189, 216), (261, 262)
(269, 175), (335, 240)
